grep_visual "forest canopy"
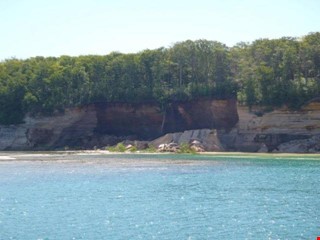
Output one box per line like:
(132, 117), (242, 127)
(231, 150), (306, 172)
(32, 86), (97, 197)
(0, 32), (319, 124)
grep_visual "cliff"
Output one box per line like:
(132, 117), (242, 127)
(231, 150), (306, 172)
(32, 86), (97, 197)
(0, 99), (238, 150)
(1, 97), (319, 153)
(0, 106), (97, 150)
(95, 99), (238, 139)
(219, 99), (320, 152)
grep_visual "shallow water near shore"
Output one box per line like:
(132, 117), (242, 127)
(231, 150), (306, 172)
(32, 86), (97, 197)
(0, 152), (319, 239)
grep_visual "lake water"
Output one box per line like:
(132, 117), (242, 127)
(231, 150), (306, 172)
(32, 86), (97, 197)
(0, 153), (319, 239)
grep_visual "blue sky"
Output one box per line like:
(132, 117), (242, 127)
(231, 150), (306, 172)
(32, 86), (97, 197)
(1, 0), (319, 60)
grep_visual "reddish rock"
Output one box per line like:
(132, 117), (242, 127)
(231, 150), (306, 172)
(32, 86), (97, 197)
(95, 98), (238, 139)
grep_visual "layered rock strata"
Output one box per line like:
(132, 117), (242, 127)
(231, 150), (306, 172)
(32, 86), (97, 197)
(220, 99), (320, 152)
(1, 97), (319, 153)
(0, 99), (238, 150)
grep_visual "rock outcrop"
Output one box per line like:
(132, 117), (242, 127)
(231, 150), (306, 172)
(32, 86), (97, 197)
(1, 96), (319, 153)
(274, 135), (320, 153)
(0, 99), (238, 150)
(151, 129), (224, 152)
(95, 98), (238, 139)
(0, 106), (97, 150)
(219, 99), (320, 152)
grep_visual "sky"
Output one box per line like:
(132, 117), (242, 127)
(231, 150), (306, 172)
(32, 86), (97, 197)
(1, 0), (319, 60)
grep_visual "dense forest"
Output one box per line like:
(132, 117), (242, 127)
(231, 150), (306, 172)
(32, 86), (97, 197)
(0, 32), (319, 125)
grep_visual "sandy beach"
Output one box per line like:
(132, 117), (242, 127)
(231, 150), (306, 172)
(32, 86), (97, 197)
(0, 150), (319, 164)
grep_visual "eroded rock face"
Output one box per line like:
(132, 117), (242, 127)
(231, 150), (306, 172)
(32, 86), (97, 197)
(274, 135), (320, 153)
(163, 99), (238, 133)
(1, 97), (319, 153)
(0, 106), (97, 150)
(0, 126), (28, 150)
(95, 99), (238, 139)
(95, 102), (164, 139)
(221, 99), (320, 152)
(0, 99), (238, 150)
(150, 129), (225, 152)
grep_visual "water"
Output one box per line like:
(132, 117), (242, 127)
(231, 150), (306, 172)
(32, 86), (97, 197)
(0, 153), (319, 239)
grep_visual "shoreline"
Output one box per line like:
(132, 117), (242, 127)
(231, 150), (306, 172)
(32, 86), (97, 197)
(0, 150), (320, 163)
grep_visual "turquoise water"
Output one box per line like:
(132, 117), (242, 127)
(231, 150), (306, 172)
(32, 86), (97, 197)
(0, 154), (319, 239)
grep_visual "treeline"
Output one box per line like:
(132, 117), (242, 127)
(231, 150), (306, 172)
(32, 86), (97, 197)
(0, 32), (319, 124)
(233, 32), (320, 109)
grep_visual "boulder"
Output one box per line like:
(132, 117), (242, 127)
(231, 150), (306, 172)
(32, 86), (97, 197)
(125, 144), (134, 150)
(157, 142), (179, 152)
(275, 135), (320, 153)
(122, 140), (149, 150)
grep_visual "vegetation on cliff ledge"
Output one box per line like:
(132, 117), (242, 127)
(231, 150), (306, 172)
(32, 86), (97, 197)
(0, 32), (319, 124)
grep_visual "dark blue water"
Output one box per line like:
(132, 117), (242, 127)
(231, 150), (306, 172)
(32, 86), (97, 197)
(0, 154), (319, 239)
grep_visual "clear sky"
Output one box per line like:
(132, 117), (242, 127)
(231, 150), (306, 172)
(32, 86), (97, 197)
(1, 0), (319, 60)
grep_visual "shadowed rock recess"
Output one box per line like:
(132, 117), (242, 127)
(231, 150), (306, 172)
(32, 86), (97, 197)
(95, 99), (238, 139)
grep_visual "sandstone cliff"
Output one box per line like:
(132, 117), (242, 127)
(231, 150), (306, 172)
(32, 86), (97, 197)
(95, 99), (238, 139)
(0, 99), (238, 150)
(0, 106), (97, 150)
(1, 97), (319, 152)
(219, 99), (320, 152)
